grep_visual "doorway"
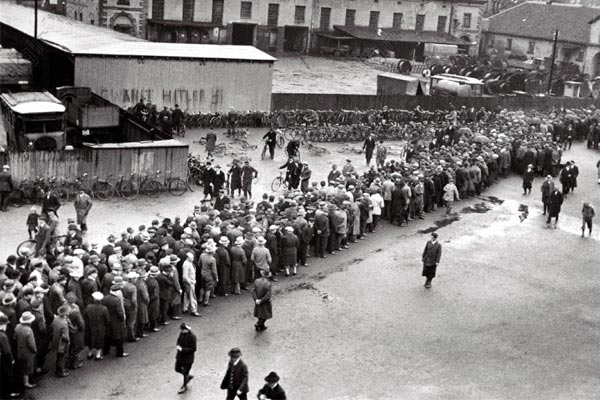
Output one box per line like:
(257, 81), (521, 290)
(284, 26), (308, 52)
(231, 23), (256, 45)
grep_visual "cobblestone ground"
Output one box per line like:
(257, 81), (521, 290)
(6, 141), (600, 400)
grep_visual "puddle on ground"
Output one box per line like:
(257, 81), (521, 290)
(461, 202), (493, 214)
(418, 215), (460, 234)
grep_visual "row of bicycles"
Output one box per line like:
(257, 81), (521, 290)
(180, 108), (468, 130)
(6, 171), (192, 208)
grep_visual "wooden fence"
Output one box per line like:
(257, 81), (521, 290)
(1, 141), (189, 183)
(271, 93), (600, 111)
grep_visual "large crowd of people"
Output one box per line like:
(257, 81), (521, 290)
(1, 105), (599, 398)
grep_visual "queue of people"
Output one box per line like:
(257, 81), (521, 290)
(1, 105), (599, 399)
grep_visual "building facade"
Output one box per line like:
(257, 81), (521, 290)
(146, 0), (485, 55)
(482, 2), (600, 77)
(57, 0), (147, 37)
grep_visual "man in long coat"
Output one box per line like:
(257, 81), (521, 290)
(101, 285), (128, 357)
(241, 161), (258, 199)
(145, 266), (161, 332)
(0, 164), (13, 212)
(73, 190), (93, 232)
(220, 347), (249, 400)
(83, 292), (109, 360)
(251, 269), (273, 332)
(547, 188), (564, 228)
(422, 232), (442, 289)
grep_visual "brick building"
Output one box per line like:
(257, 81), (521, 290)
(146, 0), (485, 56)
(60, 0), (147, 37)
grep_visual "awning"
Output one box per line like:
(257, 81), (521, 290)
(316, 33), (354, 41)
(333, 25), (464, 45)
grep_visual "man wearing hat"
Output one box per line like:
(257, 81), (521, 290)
(215, 236), (232, 297)
(251, 237), (272, 282)
(74, 189), (93, 232)
(122, 272), (139, 342)
(422, 232), (442, 289)
(175, 322), (197, 394)
(102, 284), (129, 358)
(241, 160), (258, 200)
(84, 292), (109, 361)
(51, 305), (71, 377)
(0, 164), (13, 212)
(15, 310), (37, 387)
(146, 266), (161, 332)
(252, 269), (273, 332)
(220, 347), (249, 400)
(257, 372), (287, 400)
(182, 252), (200, 317)
(156, 263), (177, 324)
(280, 226), (298, 276)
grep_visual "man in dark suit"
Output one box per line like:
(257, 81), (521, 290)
(257, 371), (286, 400)
(42, 191), (61, 217)
(421, 232), (442, 289)
(221, 347), (249, 400)
(175, 322), (197, 394)
(0, 164), (13, 211)
(362, 133), (376, 165)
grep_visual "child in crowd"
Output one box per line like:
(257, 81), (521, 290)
(26, 206), (38, 238)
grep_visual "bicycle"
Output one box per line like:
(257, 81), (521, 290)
(113, 173), (139, 200)
(91, 176), (115, 201)
(17, 233), (67, 257)
(306, 143), (330, 156)
(162, 170), (192, 196)
(139, 171), (162, 198)
(271, 171), (288, 192)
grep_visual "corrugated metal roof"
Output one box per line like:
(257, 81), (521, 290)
(0, 2), (276, 62)
(333, 25), (464, 46)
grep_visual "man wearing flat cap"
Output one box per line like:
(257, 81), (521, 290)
(221, 347), (249, 399)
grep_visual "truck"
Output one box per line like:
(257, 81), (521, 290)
(0, 48), (32, 91)
(56, 86), (121, 145)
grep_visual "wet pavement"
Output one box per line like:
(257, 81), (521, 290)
(5, 139), (600, 400)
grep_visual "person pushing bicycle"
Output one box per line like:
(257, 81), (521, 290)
(262, 128), (278, 160)
(285, 139), (300, 159)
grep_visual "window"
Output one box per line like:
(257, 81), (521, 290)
(437, 16), (447, 33)
(320, 7), (331, 30)
(212, 0), (223, 25)
(416, 14), (425, 31)
(577, 50), (584, 61)
(240, 2), (252, 19)
(117, 0), (130, 5)
(392, 13), (403, 30)
(267, 3), (279, 26)
(294, 6), (305, 23)
(463, 13), (471, 29)
(183, 0), (194, 22)
(506, 38), (512, 51)
(153, 0), (164, 20)
(527, 40), (535, 54)
(369, 11), (379, 29)
(90, 20), (94, 25)
(345, 9), (356, 26)
(79, 12), (83, 21)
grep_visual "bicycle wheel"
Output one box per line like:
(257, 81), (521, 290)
(52, 188), (69, 204)
(120, 181), (139, 200)
(141, 180), (162, 197)
(168, 178), (187, 196)
(8, 189), (25, 208)
(92, 182), (115, 201)
(17, 239), (36, 257)
(277, 136), (285, 148)
(261, 145), (267, 160)
(271, 177), (282, 191)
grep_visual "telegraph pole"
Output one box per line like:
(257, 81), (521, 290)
(547, 29), (558, 95)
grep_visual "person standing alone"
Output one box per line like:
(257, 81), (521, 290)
(0, 164), (13, 212)
(251, 269), (273, 332)
(421, 232), (442, 289)
(581, 202), (595, 237)
(362, 133), (376, 165)
(74, 189), (93, 232)
(175, 322), (197, 394)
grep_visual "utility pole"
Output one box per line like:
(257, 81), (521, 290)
(34, 0), (38, 38)
(547, 29), (558, 95)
